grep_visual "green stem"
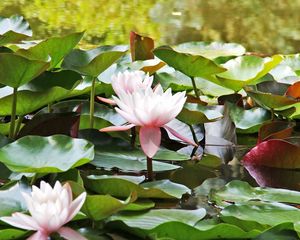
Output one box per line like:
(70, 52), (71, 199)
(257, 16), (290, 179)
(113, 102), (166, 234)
(271, 108), (275, 121)
(191, 77), (200, 99)
(48, 103), (52, 113)
(14, 115), (24, 138)
(146, 156), (153, 181)
(9, 87), (18, 139)
(89, 77), (96, 129)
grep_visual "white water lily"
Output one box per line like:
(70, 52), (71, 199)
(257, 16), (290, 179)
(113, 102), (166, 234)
(98, 70), (153, 105)
(1, 181), (87, 240)
(101, 84), (197, 158)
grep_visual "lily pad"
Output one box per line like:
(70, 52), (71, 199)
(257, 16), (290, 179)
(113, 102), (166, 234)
(215, 55), (283, 91)
(62, 45), (128, 77)
(0, 135), (94, 173)
(86, 175), (191, 199)
(0, 54), (49, 88)
(0, 15), (32, 46)
(153, 46), (226, 78)
(16, 32), (84, 69)
(173, 41), (246, 59)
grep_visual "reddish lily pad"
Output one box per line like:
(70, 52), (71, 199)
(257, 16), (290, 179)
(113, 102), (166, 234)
(243, 138), (300, 169)
(130, 31), (154, 61)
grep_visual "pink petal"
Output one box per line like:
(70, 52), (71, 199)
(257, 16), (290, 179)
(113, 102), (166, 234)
(139, 126), (161, 158)
(67, 192), (87, 222)
(97, 96), (116, 105)
(163, 125), (198, 147)
(100, 124), (135, 132)
(1, 213), (39, 231)
(27, 231), (48, 240)
(58, 227), (87, 240)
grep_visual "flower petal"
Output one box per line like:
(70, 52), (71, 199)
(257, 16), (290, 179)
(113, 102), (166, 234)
(97, 96), (116, 105)
(58, 226), (87, 240)
(1, 213), (39, 231)
(139, 126), (161, 158)
(100, 124), (135, 132)
(163, 125), (198, 147)
(67, 192), (87, 222)
(27, 231), (48, 240)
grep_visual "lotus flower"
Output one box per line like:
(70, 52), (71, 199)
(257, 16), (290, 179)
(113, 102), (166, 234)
(98, 70), (153, 105)
(100, 84), (197, 158)
(1, 181), (87, 240)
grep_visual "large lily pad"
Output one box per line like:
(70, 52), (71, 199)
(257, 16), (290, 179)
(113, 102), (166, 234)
(0, 54), (49, 88)
(215, 55), (283, 91)
(0, 135), (94, 173)
(243, 138), (300, 169)
(153, 46), (226, 78)
(210, 180), (300, 207)
(16, 32), (84, 69)
(62, 45), (128, 77)
(173, 41), (246, 59)
(85, 175), (190, 199)
(0, 15), (32, 46)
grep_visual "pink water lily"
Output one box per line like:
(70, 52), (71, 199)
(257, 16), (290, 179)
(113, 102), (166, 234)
(1, 181), (87, 240)
(98, 70), (153, 105)
(100, 85), (197, 158)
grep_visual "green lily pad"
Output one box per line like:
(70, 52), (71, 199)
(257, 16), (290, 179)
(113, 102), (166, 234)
(82, 194), (136, 221)
(210, 180), (300, 207)
(86, 175), (190, 199)
(153, 46), (226, 78)
(110, 208), (206, 229)
(221, 202), (300, 231)
(215, 55), (283, 91)
(0, 135), (94, 173)
(155, 71), (194, 92)
(0, 182), (30, 217)
(0, 15), (32, 46)
(0, 228), (27, 240)
(16, 32), (84, 69)
(0, 54), (49, 88)
(227, 102), (271, 133)
(62, 45), (128, 77)
(173, 41), (246, 59)
(178, 103), (223, 124)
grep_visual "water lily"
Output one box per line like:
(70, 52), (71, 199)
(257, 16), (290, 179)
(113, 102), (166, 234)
(1, 181), (87, 240)
(98, 70), (153, 105)
(100, 84), (197, 158)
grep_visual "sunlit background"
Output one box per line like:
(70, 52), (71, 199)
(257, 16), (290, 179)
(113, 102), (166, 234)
(1, 0), (300, 54)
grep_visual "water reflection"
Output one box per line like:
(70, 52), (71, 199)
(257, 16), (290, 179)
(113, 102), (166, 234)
(1, 0), (300, 53)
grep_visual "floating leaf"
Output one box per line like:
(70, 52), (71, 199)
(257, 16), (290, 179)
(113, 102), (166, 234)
(0, 15), (32, 46)
(258, 121), (295, 143)
(0, 135), (94, 173)
(86, 175), (190, 199)
(178, 103), (223, 124)
(210, 180), (300, 207)
(227, 102), (271, 133)
(173, 41), (246, 59)
(243, 138), (300, 169)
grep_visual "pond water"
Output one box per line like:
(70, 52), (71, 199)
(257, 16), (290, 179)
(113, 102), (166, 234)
(1, 0), (300, 54)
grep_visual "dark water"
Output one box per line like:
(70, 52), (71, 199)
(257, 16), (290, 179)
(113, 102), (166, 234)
(1, 0), (300, 54)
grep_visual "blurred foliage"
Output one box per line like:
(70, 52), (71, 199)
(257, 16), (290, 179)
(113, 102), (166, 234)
(1, 0), (300, 53)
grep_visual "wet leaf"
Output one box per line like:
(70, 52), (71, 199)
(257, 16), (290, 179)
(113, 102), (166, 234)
(0, 135), (94, 173)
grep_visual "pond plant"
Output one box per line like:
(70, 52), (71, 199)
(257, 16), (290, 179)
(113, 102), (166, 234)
(1, 15), (300, 239)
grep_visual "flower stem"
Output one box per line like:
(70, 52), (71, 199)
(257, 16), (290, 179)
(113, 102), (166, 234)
(89, 77), (96, 129)
(191, 77), (200, 99)
(14, 115), (24, 138)
(146, 156), (153, 181)
(130, 127), (136, 148)
(9, 87), (17, 139)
